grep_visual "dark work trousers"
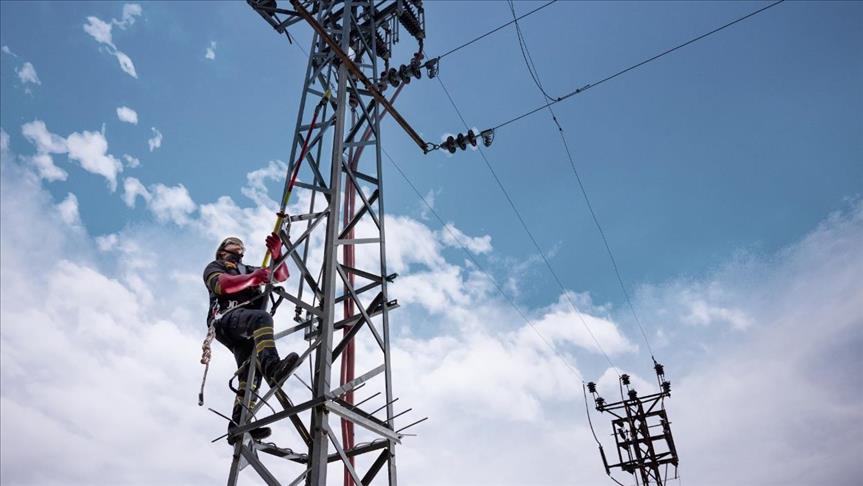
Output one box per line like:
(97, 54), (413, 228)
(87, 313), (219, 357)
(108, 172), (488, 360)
(214, 307), (276, 395)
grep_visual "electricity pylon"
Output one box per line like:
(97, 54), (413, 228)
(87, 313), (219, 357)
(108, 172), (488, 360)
(586, 363), (680, 486)
(223, 1), (428, 484)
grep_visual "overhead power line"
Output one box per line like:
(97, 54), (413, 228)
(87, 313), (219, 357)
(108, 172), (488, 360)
(488, 0), (786, 133)
(436, 75), (621, 374)
(431, 0), (558, 61)
(506, 0), (655, 357)
(381, 147), (585, 380)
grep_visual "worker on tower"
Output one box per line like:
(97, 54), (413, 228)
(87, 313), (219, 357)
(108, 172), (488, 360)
(203, 233), (298, 444)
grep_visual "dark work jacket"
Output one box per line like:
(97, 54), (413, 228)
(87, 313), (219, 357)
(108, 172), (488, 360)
(203, 259), (262, 321)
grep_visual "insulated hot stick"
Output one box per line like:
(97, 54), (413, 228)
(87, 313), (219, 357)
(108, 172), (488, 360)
(261, 90), (330, 268)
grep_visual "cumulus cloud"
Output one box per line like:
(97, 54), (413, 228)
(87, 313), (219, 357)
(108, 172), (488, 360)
(121, 176), (196, 225)
(121, 176), (150, 207)
(21, 121), (68, 181)
(66, 129), (123, 191)
(241, 159), (285, 206)
(116, 106), (138, 124)
(20, 120), (123, 189)
(21, 120), (66, 154)
(205, 41), (216, 60)
(525, 291), (638, 356)
(16, 62), (41, 88)
(1, 45), (17, 57)
(438, 222), (492, 254)
(56, 193), (81, 226)
(28, 153), (68, 182)
(148, 127), (162, 152)
(2, 146), (861, 486)
(148, 183), (196, 225)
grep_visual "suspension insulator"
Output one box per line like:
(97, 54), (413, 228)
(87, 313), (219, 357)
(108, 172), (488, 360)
(409, 61), (422, 79)
(466, 129), (478, 147)
(398, 64), (412, 84)
(443, 135), (456, 154)
(456, 133), (467, 150)
(387, 67), (400, 87)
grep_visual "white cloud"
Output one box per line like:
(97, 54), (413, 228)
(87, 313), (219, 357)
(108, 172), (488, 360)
(3, 147), (861, 486)
(122, 176), (197, 225)
(524, 291), (638, 356)
(684, 297), (753, 330)
(0, 128), (8, 153)
(241, 159), (285, 206)
(113, 3), (142, 29)
(56, 193), (81, 226)
(148, 127), (162, 152)
(83, 16), (115, 49)
(95, 233), (118, 251)
(419, 188), (438, 220)
(438, 222), (492, 254)
(1, 45), (17, 57)
(116, 106), (138, 124)
(83, 11), (139, 79)
(122, 153), (140, 168)
(20, 120), (123, 189)
(121, 176), (150, 207)
(205, 41), (216, 60)
(66, 130), (123, 191)
(21, 120), (67, 154)
(28, 153), (68, 182)
(148, 183), (196, 225)
(21, 121), (69, 181)
(16, 61), (41, 86)
(113, 50), (137, 78)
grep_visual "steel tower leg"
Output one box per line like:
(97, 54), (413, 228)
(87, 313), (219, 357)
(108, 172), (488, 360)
(236, 1), (428, 484)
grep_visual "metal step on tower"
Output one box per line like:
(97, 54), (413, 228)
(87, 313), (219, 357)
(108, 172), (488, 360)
(222, 1), (429, 485)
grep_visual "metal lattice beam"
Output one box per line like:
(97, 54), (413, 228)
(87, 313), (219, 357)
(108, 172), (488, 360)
(224, 1), (428, 485)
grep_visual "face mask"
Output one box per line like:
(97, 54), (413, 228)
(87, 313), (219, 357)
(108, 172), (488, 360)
(224, 251), (243, 264)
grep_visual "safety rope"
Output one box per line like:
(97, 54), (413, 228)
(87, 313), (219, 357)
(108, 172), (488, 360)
(198, 321), (216, 406)
(197, 296), (264, 406)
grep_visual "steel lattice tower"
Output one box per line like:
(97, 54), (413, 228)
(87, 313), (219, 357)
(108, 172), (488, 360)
(222, 1), (428, 484)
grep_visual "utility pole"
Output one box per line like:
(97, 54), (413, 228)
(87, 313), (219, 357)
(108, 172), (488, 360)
(586, 363), (680, 486)
(221, 1), (429, 484)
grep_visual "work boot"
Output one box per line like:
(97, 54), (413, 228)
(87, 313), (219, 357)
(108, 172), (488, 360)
(228, 402), (272, 445)
(263, 352), (299, 385)
(227, 425), (272, 445)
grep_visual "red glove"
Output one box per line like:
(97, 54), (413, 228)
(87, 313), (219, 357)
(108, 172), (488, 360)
(266, 233), (290, 282)
(218, 268), (270, 294)
(266, 233), (282, 260)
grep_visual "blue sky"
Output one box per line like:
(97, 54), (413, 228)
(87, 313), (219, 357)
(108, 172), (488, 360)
(1, 2), (862, 485)
(2, 1), (860, 309)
